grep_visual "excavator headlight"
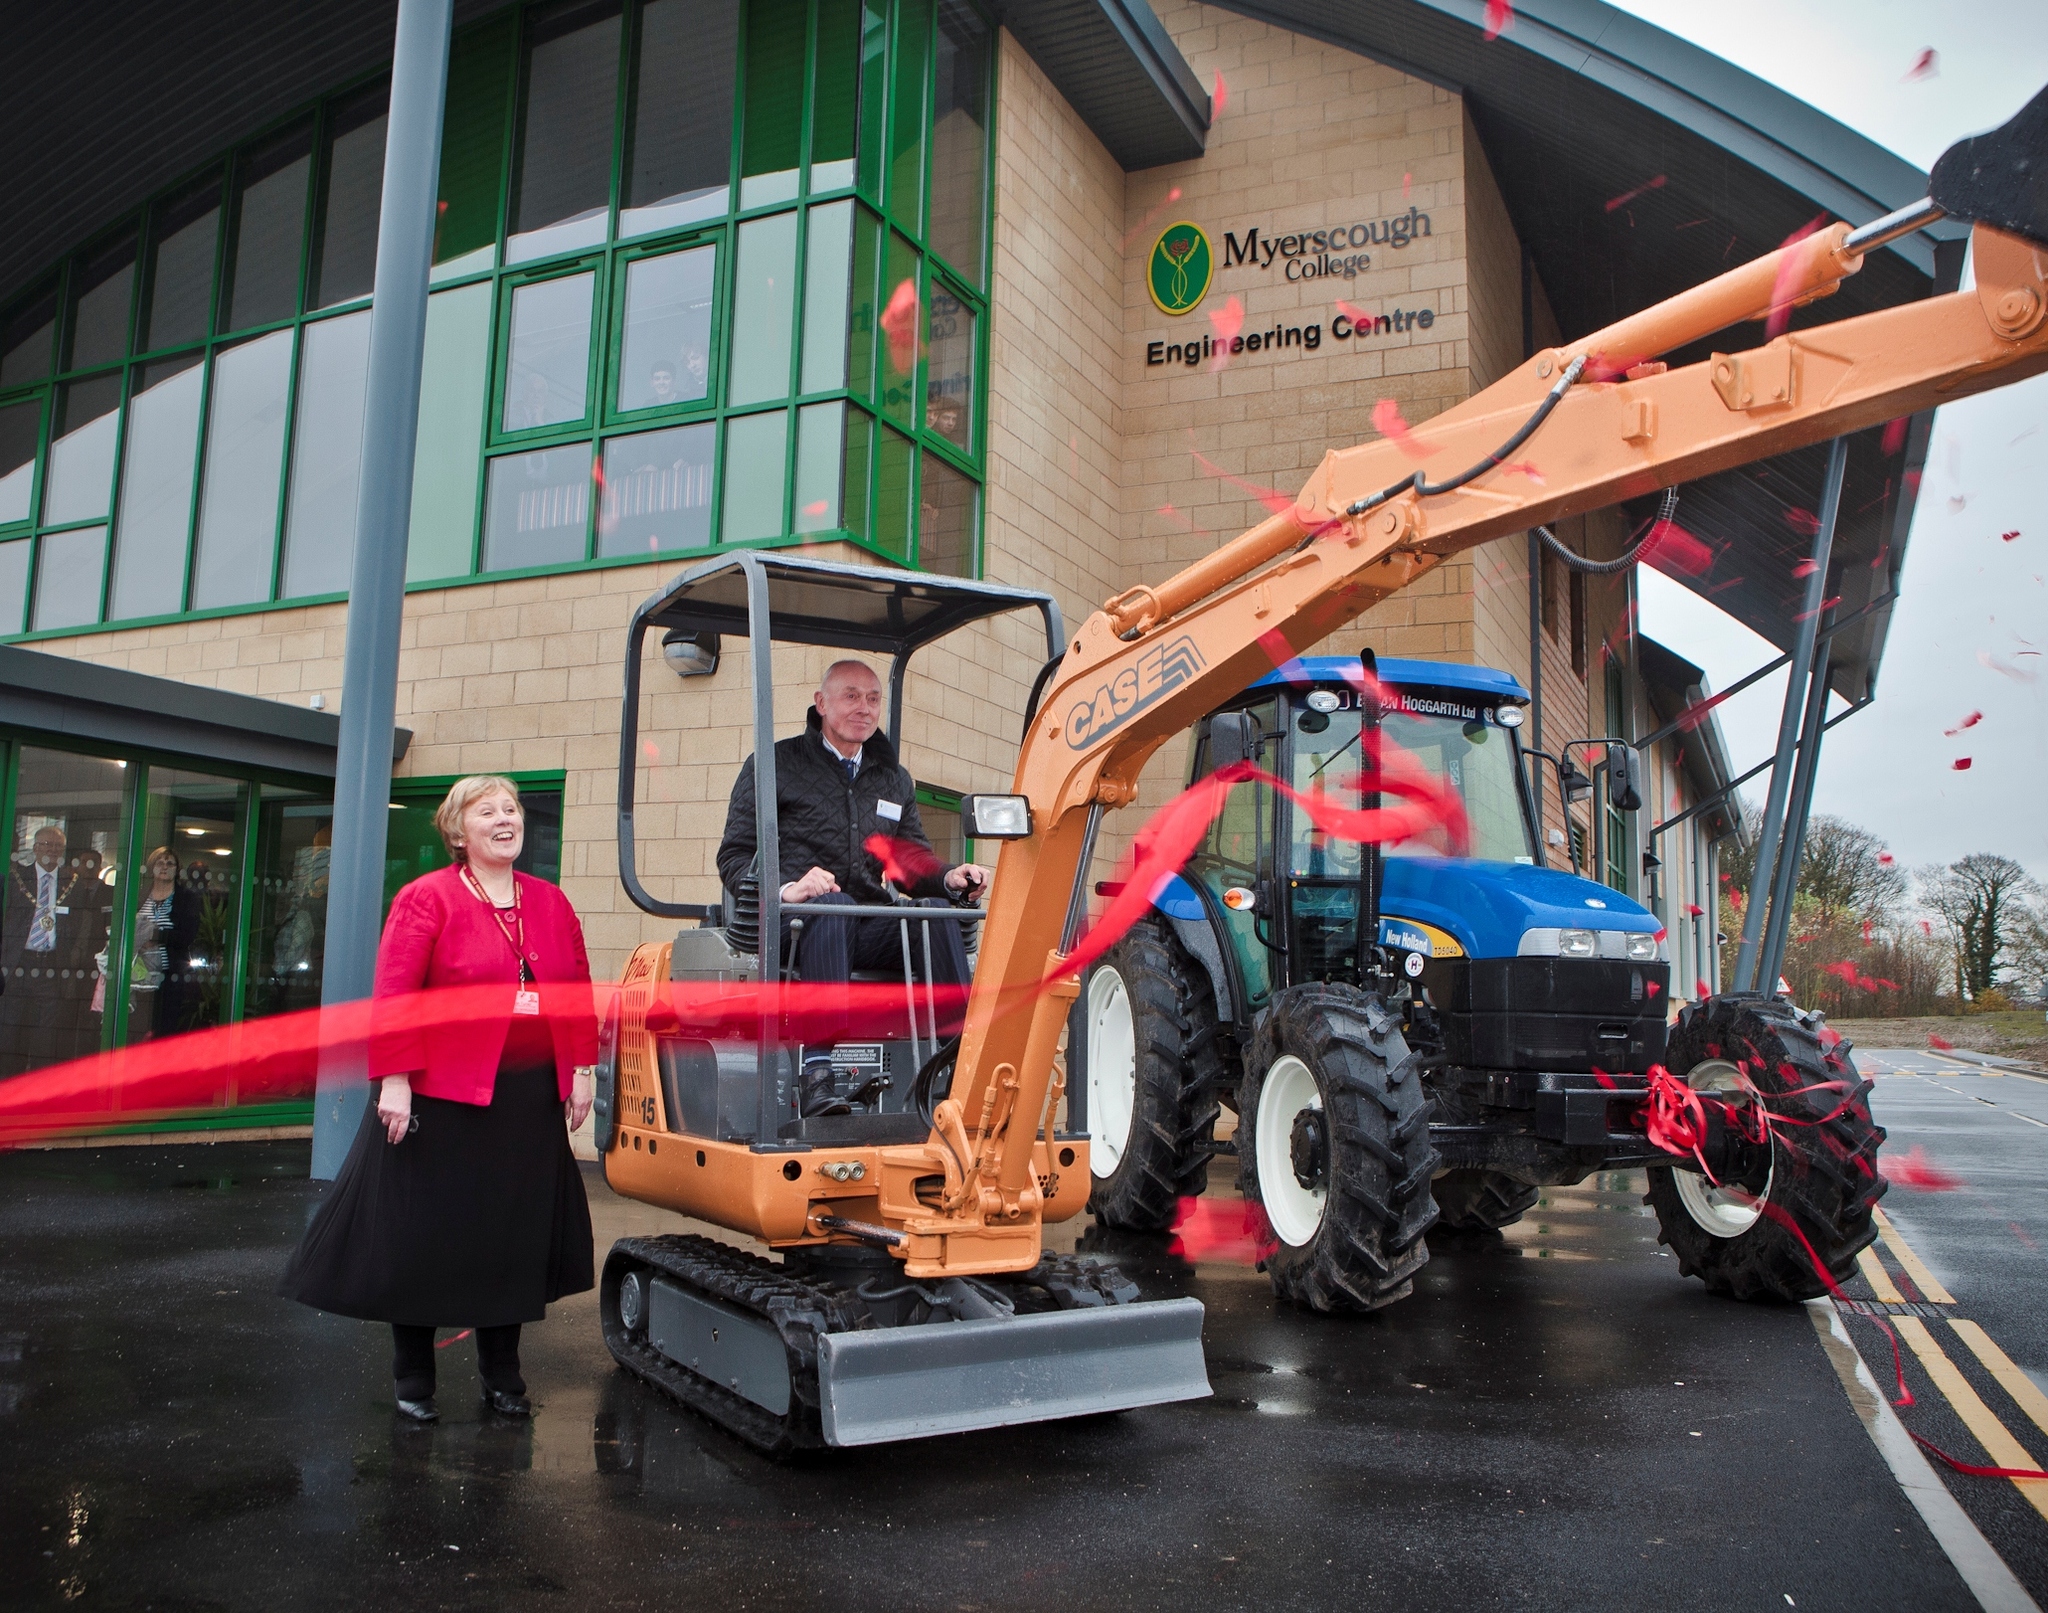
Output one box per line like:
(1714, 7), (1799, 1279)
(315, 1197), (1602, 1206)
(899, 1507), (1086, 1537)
(963, 794), (1033, 839)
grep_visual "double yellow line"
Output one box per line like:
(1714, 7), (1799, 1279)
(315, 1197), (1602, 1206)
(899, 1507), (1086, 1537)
(1859, 1206), (2048, 1521)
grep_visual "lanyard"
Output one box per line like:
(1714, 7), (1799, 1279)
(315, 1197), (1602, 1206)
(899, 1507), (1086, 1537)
(461, 867), (532, 985)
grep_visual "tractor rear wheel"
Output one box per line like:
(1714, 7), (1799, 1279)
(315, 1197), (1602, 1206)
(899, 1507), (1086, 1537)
(1072, 920), (1226, 1231)
(1237, 986), (1439, 1312)
(1431, 1170), (1539, 1232)
(1646, 994), (1885, 1302)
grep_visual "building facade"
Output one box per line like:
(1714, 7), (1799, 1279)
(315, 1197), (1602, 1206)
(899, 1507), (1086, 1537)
(0, 0), (1926, 1117)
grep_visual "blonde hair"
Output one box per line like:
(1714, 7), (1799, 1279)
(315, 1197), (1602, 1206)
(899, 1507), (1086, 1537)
(434, 775), (522, 862)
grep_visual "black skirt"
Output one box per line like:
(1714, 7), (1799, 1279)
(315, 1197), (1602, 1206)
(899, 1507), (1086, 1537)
(279, 1063), (594, 1329)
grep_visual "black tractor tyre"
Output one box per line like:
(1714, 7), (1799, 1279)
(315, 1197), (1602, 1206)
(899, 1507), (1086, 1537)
(1645, 994), (1886, 1302)
(1071, 919), (1229, 1232)
(1431, 1170), (1540, 1232)
(1237, 985), (1439, 1312)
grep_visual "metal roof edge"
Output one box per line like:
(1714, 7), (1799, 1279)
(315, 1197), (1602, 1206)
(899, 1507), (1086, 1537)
(996, 0), (1210, 169)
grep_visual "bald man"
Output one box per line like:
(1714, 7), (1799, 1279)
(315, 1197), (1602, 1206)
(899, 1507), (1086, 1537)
(718, 659), (992, 1116)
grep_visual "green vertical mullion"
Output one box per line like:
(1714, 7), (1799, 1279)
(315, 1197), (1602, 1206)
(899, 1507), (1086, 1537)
(265, 324), (307, 601)
(583, 261), (612, 561)
(489, 14), (521, 259)
(108, 757), (147, 1053)
(176, 342), (221, 614)
(17, 383), (55, 631)
(607, 1), (634, 244)
(92, 365), (141, 626)
(225, 779), (258, 1026)
(799, 0), (820, 201)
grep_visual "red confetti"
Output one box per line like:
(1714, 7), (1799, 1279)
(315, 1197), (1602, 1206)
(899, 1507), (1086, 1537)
(1943, 711), (1982, 736)
(1189, 440), (1298, 518)
(1371, 397), (1436, 462)
(801, 500), (828, 517)
(1119, 186), (1184, 251)
(435, 1328), (474, 1350)
(879, 278), (921, 375)
(641, 739), (660, 761)
(1785, 506), (1821, 537)
(1881, 417), (1909, 456)
(1402, 172), (1413, 203)
(1927, 1033), (1954, 1050)
(1952, 757), (1972, 771)
(1765, 214), (1831, 341)
(1861, 918), (1874, 943)
(1168, 1195), (1275, 1265)
(1793, 558), (1818, 577)
(1604, 174), (1667, 213)
(864, 834), (949, 891)
(1878, 852), (1895, 866)
(1903, 47), (1938, 81)
(2001, 530), (2020, 542)
(1685, 903), (1704, 917)
(1696, 979), (1711, 999)
(1208, 294), (1245, 372)
(1639, 518), (1714, 579)
(1213, 70), (1228, 117)
(1483, 0), (1512, 40)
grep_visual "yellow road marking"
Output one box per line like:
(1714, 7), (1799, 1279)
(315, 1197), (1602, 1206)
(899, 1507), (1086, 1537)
(1874, 1207), (1957, 1305)
(1951, 1320), (2048, 1446)
(1895, 1317), (2048, 1524)
(1858, 1245), (1906, 1303)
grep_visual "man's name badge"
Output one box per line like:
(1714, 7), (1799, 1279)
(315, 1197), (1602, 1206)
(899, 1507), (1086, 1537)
(876, 800), (903, 821)
(514, 989), (542, 1016)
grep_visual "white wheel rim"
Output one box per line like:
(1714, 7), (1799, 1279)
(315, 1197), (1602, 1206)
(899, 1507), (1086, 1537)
(1086, 967), (1137, 1178)
(1257, 1054), (1326, 1247)
(1672, 1058), (1773, 1238)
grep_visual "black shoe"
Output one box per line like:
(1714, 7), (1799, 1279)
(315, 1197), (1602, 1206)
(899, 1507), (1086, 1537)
(481, 1388), (532, 1417)
(395, 1396), (439, 1423)
(800, 1061), (850, 1118)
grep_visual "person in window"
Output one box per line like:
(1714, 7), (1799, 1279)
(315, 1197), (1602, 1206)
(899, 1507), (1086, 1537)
(0, 825), (103, 1077)
(131, 845), (202, 1040)
(280, 776), (598, 1424)
(646, 360), (678, 407)
(507, 370), (553, 431)
(716, 660), (992, 1117)
(679, 342), (708, 399)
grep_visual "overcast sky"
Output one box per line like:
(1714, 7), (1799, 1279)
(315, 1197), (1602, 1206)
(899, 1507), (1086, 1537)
(1607, 0), (2048, 880)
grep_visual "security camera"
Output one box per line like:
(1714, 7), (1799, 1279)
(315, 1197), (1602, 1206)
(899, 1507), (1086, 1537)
(661, 629), (720, 678)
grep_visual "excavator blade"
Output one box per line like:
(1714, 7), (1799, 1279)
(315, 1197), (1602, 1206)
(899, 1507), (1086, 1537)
(815, 1297), (1212, 1447)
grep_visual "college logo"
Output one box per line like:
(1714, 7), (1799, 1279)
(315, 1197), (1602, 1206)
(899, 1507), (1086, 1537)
(1147, 222), (1213, 315)
(1065, 636), (1207, 749)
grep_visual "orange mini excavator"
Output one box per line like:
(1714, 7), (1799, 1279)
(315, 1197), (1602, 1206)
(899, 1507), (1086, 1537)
(593, 91), (2048, 1452)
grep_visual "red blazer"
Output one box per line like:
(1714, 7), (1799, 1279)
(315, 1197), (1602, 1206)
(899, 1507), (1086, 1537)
(368, 865), (600, 1104)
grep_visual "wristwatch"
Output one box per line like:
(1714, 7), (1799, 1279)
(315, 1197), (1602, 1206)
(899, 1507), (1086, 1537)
(573, 1064), (598, 1081)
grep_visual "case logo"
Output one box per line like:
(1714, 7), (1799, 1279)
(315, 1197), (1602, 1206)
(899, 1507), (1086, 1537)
(1065, 636), (1207, 749)
(1147, 222), (1214, 315)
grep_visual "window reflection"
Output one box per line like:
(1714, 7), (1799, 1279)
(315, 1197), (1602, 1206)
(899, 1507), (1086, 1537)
(141, 176), (222, 353)
(109, 352), (206, 621)
(918, 449), (974, 576)
(43, 375), (123, 527)
(247, 791), (332, 1022)
(0, 748), (124, 1079)
(0, 280), (58, 390)
(312, 85), (389, 309)
(224, 124), (312, 331)
(620, 0), (735, 238)
(617, 246), (714, 413)
(128, 770), (243, 1052)
(0, 399), (39, 527)
(32, 525), (108, 633)
(930, 2), (990, 286)
(282, 310), (373, 597)
(65, 234), (137, 373)
(505, 271), (596, 431)
(509, 0), (622, 265)
(599, 422), (713, 556)
(191, 328), (294, 609)
(925, 284), (972, 450)
(484, 443), (592, 570)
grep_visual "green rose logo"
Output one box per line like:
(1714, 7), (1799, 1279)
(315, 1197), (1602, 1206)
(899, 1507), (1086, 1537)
(1148, 222), (1213, 315)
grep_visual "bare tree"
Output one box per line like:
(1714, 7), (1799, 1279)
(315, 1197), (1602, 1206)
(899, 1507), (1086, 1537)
(1798, 817), (1908, 929)
(1919, 854), (2039, 998)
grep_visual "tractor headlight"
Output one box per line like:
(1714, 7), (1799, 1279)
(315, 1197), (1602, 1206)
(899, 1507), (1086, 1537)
(1306, 690), (1342, 714)
(1625, 930), (1661, 961)
(962, 794), (1032, 839)
(1493, 704), (1525, 728)
(1558, 928), (1598, 959)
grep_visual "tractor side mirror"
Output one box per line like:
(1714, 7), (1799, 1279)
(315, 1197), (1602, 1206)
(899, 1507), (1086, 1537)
(1209, 711), (1256, 772)
(1606, 741), (1643, 813)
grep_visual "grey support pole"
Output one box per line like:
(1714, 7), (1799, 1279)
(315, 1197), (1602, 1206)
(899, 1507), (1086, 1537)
(1759, 644), (1835, 994)
(311, 0), (455, 1179)
(1527, 530), (1545, 860)
(1732, 436), (1848, 994)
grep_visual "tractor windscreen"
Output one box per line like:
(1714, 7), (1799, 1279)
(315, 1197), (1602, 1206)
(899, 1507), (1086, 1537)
(1379, 699), (1534, 863)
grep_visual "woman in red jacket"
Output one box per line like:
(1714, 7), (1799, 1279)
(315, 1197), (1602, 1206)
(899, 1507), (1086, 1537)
(281, 776), (599, 1423)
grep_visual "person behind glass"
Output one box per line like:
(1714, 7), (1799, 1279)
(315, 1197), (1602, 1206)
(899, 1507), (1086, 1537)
(716, 660), (992, 1117)
(0, 825), (101, 1076)
(132, 846), (200, 1038)
(280, 776), (599, 1424)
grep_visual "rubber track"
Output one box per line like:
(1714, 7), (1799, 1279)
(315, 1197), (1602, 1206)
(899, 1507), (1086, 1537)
(1083, 920), (1229, 1231)
(600, 1233), (863, 1457)
(1241, 985), (1441, 1312)
(1431, 1169), (1540, 1232)
(1646, 995), (1887, 1302)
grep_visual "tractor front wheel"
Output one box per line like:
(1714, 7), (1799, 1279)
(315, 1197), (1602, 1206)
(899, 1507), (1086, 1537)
(1646, 994), (1885, 1301)
(1238, 986), (1439, 1312)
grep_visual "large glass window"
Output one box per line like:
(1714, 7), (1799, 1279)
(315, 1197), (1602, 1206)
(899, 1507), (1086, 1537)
(616, 244), (715, 413)
(720, 409), (787, 542)
(43, 376), (122, 527)
(406, 283), (493, 581)
(801, 200), (854, 395)
(925, 279), (971, 449)
(928, 1), (989, 285)
(190, 329), (295, 609)
(621, 0), (736, 238)
(0, 400), (40, 528)
(435, 15), (517, 279)
(484, 442), (592, 570)
(32, 527), (108, 633)
(311, 84), (390, 309)
(793, 402), (843, 532)
(0, 542), (29, 633)
(728, 212), (798, 407)
(600, 422), (714, 555)
(509, 0), (623, 265)
(128, 770), (244, 1050)
(918, 448), (973, 575)
(108, 353), (206, 621)
(0, 748), (126, 1079)
(504, 270), (597, 431)
(140, 176), (222, 353)
(281, 309), (373, 597)
(65, 234), (137, 373)
(245, 789), (331, 1023)
(224, 124), (313, 332)
(740, 0), (805, 210)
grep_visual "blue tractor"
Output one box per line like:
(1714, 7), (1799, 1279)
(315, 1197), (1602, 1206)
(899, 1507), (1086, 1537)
(1069, 654), (1884, 1313)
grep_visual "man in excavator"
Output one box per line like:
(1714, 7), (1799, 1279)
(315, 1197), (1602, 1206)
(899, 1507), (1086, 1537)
(716, 658), (992, 1116)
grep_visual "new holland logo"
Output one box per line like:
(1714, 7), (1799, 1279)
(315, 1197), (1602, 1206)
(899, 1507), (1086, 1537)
(1065, 636), (1207, 748)
(1147, 222), (1213, 315)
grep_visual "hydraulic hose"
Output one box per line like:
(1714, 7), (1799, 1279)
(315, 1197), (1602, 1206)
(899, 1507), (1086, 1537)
(1536, 487), (1680, 576)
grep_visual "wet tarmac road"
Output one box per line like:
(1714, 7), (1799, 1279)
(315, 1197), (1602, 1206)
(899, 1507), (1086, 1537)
(0, 1050), (2042, 1612)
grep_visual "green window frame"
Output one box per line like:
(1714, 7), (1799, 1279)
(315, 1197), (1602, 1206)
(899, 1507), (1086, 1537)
(0, 0), (996, 647)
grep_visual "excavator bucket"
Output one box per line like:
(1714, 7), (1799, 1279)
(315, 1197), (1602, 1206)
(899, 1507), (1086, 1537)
(815, 1297), (1212, 1447)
